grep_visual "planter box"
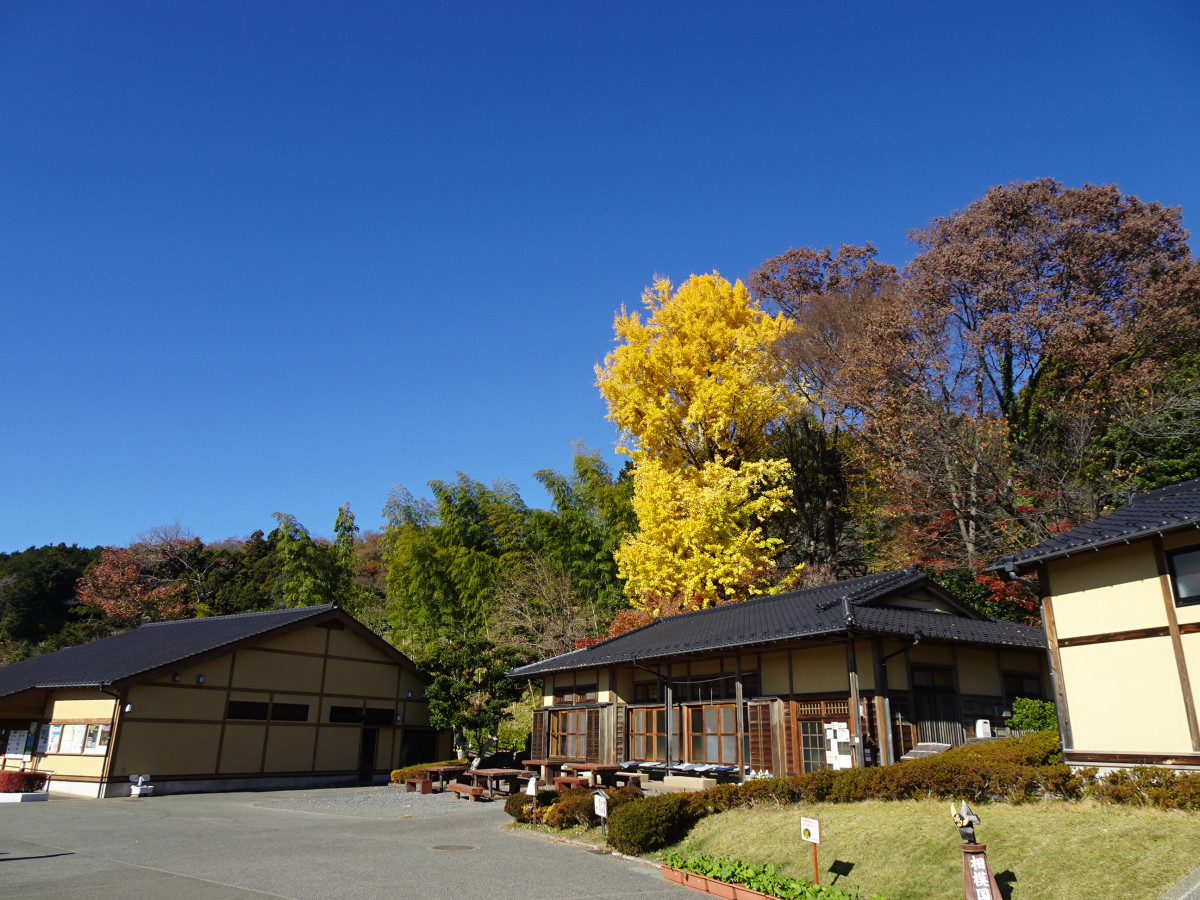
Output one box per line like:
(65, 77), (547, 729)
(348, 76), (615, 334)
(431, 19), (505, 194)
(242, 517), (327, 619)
(0, 791), (48, 802)
(684, 872), (711, 892)
(661, 866), (772, 900)
(733, 887), (771, 900)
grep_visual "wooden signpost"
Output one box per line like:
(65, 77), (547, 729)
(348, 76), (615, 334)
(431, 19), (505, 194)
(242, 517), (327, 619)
(960, 844), (1002, 900)
(593, 789), (609, 837)
(951, 801), (1001, 900)
(800, 816), (821, 886)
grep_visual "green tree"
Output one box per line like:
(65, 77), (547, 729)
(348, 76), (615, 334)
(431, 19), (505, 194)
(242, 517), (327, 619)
(0, 543), (101, 654)
(420, 639), (530, 757)
(1010, 697), (1058, 733)
(529, 447), (636, 624)
(382, 474), (529, 655)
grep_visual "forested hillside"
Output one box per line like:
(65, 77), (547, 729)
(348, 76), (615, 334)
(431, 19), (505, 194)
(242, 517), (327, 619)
(4, 178), (1197, 752)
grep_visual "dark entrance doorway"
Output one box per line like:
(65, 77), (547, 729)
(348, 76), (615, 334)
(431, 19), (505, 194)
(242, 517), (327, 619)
(358, 728), (378, 782)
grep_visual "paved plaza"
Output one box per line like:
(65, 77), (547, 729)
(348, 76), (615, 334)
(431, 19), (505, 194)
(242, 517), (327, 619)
(0, 785), (692, 899)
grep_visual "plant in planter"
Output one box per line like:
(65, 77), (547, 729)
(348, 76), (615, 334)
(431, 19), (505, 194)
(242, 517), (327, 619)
(660, 850), (886, 900)
(0, 772), (48, 793)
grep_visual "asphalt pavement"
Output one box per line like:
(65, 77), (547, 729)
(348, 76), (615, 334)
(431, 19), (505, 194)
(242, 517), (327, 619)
(0, 785), (693, 899)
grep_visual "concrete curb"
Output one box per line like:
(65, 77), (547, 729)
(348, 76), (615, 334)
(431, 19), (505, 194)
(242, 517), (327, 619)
(1161, 864), (1200, 900)
(502, 823), (663, 868)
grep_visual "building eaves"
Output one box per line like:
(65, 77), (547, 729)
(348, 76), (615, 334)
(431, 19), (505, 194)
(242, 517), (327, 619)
(0, 605), (337, 699)
(990, 477), (1200, 574)
(508, 567), (1044, 678)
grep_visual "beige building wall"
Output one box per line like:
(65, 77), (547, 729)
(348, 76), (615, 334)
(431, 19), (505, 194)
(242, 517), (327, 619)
(1050, 544), (1164, 639)
(1059, 637), (1192, 753)
(957, 649), (1003, 696)
(791, 646), (849, 694)
(16, 618), (432, 796)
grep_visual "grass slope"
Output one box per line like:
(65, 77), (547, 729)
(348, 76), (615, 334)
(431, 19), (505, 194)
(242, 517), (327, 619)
(666, 799), (1200, 899)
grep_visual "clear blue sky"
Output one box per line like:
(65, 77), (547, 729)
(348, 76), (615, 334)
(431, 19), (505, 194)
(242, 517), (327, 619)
(2, 1), (1198, 552)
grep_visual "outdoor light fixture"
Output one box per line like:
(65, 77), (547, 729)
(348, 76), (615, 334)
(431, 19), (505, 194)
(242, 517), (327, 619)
(196, 675), (205, 684)
(124, 703), (132, 713)
(172, 674), (181, 682)
(407, 691), (412, 698)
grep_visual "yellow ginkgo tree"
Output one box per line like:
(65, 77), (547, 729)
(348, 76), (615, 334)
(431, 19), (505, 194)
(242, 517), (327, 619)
(615, 456), (794, 614)
(597, 273), (799, 469)
(596, 272), (803, 612)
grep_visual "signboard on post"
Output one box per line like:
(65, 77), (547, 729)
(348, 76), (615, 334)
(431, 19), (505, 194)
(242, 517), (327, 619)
(961, 845), (1001, 900)
(593, 790), (609, 836)
(800, 817), (821, 844)
(801, 815), (821, 886)
(525, 776), (538, 796)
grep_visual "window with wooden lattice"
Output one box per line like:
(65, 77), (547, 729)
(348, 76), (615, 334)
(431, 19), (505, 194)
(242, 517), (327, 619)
(688, 704), (738, 763)
(627, 707), (681, 762)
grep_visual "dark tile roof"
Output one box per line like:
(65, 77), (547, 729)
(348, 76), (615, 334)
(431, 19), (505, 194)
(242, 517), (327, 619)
(509, 568), (1045, 677)
(990, 477), (1200, 574)
(0, 605), (337, 699)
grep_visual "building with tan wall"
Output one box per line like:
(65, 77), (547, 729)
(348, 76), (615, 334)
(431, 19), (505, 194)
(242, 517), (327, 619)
(509, 568), (1047, 779)
(992, 476), (1200, 771)
(0, 604), (449, 797)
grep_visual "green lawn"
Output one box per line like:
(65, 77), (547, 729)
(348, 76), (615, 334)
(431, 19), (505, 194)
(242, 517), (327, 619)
(659, 799), (1200, 900)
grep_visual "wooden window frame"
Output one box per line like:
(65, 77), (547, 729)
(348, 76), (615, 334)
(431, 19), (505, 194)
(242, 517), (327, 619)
(1168, 546), (1200, 606)
(687, 703), (739, 764)
(549, 708), (587, 759)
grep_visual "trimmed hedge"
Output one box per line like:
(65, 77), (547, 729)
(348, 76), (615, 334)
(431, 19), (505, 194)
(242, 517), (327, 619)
(504, 783), (645, 827)
(0, 771), (48, 793)
(1091, 766), (1200, 811)
(389, 759), (469, 783)
(607, 793), (701, 856)
(508, 734), (1200, 855)
(607, 733), (1083, 854)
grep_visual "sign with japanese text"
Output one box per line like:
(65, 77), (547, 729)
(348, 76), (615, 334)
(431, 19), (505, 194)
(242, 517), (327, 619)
(800, 816), (821, 844)
(593, 791), (608, 819)
(961, 846), (1001, 900)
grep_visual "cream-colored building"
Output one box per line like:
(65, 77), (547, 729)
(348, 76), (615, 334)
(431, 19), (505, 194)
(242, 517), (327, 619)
(510, 568), (1048, 777)
(993, 477), (1200, 770)
(0, 604), (448, 797)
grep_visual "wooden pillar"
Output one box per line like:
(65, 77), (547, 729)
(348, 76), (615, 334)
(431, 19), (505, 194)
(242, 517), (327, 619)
(664, 663), (673, 767)
(1038, 564), (1074, 751)
(735, 656), (745, 781)
(846, 635), (863, 768)
(1153, 537), (1200, 751)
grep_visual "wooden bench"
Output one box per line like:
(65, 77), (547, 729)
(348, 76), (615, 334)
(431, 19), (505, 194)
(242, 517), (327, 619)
(553, 776), (589, 791)
(403, 777), (433, 794)
(612, 772), (641, 789)
(445, 783), (486, 801)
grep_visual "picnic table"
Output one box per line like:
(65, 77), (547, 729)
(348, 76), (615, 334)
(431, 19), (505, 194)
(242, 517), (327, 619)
(423, 765), (468, 792)
(561, 763), (622, 787)
(522, 758), (564, 782)
(461, 767), (527, 798)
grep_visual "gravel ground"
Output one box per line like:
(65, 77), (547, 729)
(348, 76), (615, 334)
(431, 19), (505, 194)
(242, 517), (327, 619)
(252, 783), (504, 818)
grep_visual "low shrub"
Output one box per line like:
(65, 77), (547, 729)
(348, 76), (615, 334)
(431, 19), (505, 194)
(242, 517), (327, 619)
(1091, 767), (1200, 810)
(607, 792), (701, 855)
(389, 759), (469, 783)
(504, 788), (559, 823)
(0, 771), (48, 793)
(605, 783), (645, 813)
(545, 788), (601, 828)
(1009, 697), (1058, 734)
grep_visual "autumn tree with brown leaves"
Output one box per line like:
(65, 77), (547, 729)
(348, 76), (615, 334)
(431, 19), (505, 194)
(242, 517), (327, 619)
(75, 547), (194, 628)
